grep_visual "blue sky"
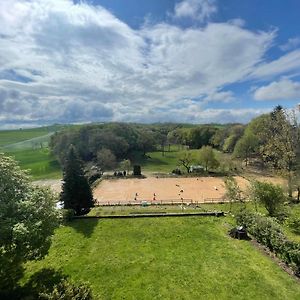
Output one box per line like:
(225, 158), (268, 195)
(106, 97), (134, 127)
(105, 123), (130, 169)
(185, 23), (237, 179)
(0, 0), (300, 128)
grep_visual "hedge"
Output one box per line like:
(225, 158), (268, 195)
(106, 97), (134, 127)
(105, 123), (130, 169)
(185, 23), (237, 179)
(236, 209), (300, 276)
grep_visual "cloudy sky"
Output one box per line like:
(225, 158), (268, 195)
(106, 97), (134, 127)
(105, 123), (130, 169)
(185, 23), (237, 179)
(1, 0), (300, 128)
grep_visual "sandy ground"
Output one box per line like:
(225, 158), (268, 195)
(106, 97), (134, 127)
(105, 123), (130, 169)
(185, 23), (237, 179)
(93, 176), (249, 204)
(33, 174), (287, 205)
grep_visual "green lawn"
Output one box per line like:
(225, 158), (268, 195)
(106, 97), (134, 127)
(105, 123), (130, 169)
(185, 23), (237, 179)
(6, 148), (62, 180)
(23, 217), (300, 299)
(134, 147), (200, 173)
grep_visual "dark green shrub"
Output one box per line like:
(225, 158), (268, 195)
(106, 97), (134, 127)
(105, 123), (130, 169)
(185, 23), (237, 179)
(235, 210), (300, 276)
(133, 165), (141, 176)
(60, 209), (75, 222)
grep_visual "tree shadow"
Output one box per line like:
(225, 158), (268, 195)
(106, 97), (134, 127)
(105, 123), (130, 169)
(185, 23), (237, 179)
(68, 218), (99, 238)
(23, 268), (67, 298)
(1, 268), (68, 300)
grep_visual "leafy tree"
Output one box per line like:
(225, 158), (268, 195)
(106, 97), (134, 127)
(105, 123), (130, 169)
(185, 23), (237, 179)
(119, 159), (131, 173)
(250, 181), (286, 217)
(198, 146), (219, 172)
(233, 132), (259, 166)
(137, 130), (156, 156)
(256, 107), (299, 197)
(222, 125), (245, 153)
(97, 148), (116, 171)
(178, 151), (193, 173)
(60, 146), (94, 216)
(187, 126), (217, 149)
(224, 176), (243, 211)
(0, 154), (59, 292)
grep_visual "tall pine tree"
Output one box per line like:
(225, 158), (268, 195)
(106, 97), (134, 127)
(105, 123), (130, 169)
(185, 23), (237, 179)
(60, 145), (94, 215)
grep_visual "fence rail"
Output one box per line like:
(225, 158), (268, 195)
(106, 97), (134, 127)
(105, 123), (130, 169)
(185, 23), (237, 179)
(96, 197), (228, 206)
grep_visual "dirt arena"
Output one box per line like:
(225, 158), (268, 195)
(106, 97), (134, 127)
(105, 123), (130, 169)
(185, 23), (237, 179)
(93, 176), (250, 205)
(34, 175), (287, 205)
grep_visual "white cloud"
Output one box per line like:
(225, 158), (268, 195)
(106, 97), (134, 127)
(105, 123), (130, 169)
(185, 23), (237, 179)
(250, 50), (300, 80)
(254, 78), (300, 101)
(173, 0), (217, 22)
(279, 37), (300, 51)
(0, 0), (298, 127)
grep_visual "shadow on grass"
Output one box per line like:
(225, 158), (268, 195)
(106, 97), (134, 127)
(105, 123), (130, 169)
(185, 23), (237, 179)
(0, 268), (67, 300)
(68, 218), (99, 238)
(23, 268), (67, 298)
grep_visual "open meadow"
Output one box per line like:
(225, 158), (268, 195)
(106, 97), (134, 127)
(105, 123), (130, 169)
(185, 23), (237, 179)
(0, 126), (66, 179)
(23, 217), (300, 300)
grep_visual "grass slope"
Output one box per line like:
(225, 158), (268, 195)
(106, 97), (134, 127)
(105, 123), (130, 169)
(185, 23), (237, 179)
(0, 126), (66, 179)
(6, 148), (61, 180)
(23, 217), (300, 299)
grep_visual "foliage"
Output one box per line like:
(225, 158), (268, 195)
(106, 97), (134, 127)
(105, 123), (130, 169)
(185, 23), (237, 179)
(178, 151), (193, 172)
(39, 279), (93, 300)
(119, 159), (131, 172)
(0, 154), (59, 292)
(133, 165), (141, 176)
(224, 177), (243, 210)
(187, 126), (217, 149)
(235, 210), (300, 276)
(249, 180), (286, 217)
(222, 125), (245, 153)
(286, 216), (300, 235)
(198, 146), (219, 172)
(60, 146), (94, 216)
(233, 132), (258, 166)
(96, 148), (116, 171)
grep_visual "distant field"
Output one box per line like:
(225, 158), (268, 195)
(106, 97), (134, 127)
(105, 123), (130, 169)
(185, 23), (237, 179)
(6, 148), (62, 180)
(23, 217), (300, 299)
(0, 126), (64, 180)
(0, 127), (50, 147)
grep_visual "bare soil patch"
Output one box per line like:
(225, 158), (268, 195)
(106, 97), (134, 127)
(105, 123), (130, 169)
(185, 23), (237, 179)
(94, 176), (249, 205)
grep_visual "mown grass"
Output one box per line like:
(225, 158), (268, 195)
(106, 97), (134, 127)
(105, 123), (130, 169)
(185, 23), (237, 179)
(23, 217), (300, 299)
(6, 148), (62, 180)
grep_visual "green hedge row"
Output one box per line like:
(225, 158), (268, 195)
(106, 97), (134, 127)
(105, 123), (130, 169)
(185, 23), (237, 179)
(236, 210), (300, 276)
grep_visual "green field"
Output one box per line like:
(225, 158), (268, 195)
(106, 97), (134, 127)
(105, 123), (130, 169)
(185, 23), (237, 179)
(0, 126), (64, 180)
(0, 127), (50, 147)
(6, 148), (62, 180)
(23, 217), (300, 299)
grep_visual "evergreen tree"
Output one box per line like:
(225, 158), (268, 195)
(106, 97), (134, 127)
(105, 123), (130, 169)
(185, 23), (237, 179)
(60, 146), (94, 215)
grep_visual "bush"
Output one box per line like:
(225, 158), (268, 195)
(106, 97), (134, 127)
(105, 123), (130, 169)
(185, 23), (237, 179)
(39, 279), (93, 300)
(133, 165), (141, 176)
(235, 210), (300, 276)
(60, 209), (75, 222)
(285, 216), (300, 234)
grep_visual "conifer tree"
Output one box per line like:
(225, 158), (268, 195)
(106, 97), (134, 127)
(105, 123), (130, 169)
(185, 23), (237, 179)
(60, 145), (94, 215)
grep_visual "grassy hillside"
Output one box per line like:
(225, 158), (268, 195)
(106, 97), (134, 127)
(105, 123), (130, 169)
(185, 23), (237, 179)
(0, 126), (65, 179)
(6, 148), (62, 180)
(0, 127), (50, 147)
(23, 217), (300, 299)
